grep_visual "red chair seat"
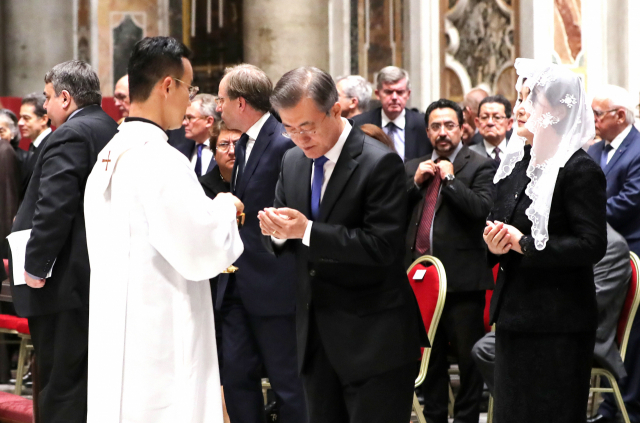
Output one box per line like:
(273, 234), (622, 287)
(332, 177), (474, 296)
(15, 319), (29, 335)
(0, 315), (21, 332)
(2, 260), (8, 279)
(0, 391), (33, 423)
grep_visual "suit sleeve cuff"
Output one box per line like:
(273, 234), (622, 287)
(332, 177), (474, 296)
(302, 221), (313, 247)
(25, 270), (44, 281)
(519, 235), (535, 256)
(271, 236), (287, 246)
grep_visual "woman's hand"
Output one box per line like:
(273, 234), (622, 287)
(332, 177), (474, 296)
(502, 224), (524, 254)
(483, 221), (512, 255)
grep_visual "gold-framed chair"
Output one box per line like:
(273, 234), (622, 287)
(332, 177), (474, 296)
(588, 251), (640, 423)
(407, 255), (447, 423)
(0, 316), (32, 396)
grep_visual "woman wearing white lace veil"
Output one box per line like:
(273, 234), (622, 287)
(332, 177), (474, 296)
(483, 58), (607, 422)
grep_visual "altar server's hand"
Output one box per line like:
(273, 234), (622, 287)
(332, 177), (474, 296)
(483, 221), (512, 255)
(258, 207), (307, 239)
(24, 271), (45, 289)
(216, 192), (244, 215)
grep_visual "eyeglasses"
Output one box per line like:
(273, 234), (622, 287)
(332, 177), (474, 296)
(216, 140), (239, 153)
(592, 108), (618, 119)
(173, 78), (199, 101)
(282, 115), (327, 139)
(478, 115), (507, 123)
(429, 122), (459, 132)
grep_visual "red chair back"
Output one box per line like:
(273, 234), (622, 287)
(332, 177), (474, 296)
(483, 264), (499, 333)
(2, 260), (7, 279)
(617, 252), (640, 361)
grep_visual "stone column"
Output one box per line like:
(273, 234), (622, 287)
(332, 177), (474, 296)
(3, 0), (74, 96)
(243, 0), (330, 83)
(519, 0), (554, 61)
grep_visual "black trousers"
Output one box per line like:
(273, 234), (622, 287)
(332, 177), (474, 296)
(420, 290), (486, 423)
(221, 276), (306, 423)
(302, 314), (415, 423)
(29, 305), (89, 423)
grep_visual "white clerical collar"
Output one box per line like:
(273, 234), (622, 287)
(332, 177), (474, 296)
(608, 124), (633, 150)
(32, 127), (52, 148)
(431, 140), (463, 163)
(381, 108), (406, 130)
(246, 112), (271, 141)
(482, 137), (507, 157)
(324, 118), (352, 164)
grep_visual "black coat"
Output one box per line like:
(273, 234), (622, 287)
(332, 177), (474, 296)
(198, 165), (230, 199)
(488, 146), (607, 333)
(263, 126), (428, 383)
(352, 107), (432, 161)
(405, 146), (496, 291)
(10, 105), (118, 317)
(20, 132), (51, 199)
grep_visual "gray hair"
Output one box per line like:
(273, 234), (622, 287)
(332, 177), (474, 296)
(44, 60), (102, 108)
(376, 66), (410, 91)
(592, 84), (636, 125)
(192, 93), (219, 119)
(271, 67), (338, 114)
(224, 64), (272, 113)
(336, 75), (372, 111)
(0, 109), (20, 140)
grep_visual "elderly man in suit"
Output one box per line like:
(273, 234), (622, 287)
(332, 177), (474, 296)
(473, 223), (630, 396)
(11, 60), (118, 422)
(587, 84), (640, 423)
(258, 66), (427, 423)
(469, 95), (513, 163)
(335, 75), (372, 119)
(405, 99), (495, 423)
(214, 64), (305, 423)
(352, 66), (432, 161)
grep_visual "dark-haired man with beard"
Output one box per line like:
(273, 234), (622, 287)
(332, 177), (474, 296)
(405, 99), (496, 423)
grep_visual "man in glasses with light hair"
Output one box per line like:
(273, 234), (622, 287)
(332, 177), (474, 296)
(183, 93), (218, 176)
(353, 65), (431, 161)
(335, 75), (372, 119)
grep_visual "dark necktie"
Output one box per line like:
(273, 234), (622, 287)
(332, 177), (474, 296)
(233, 133), (249, 193)
(311, 156), (329, 220)
(493, 146), (501, 164)
(600, 143), (613, 170)
(414, 159), (444, 255)
(194, 144), (204, 176)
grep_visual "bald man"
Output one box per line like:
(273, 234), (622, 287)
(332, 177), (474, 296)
(114, 75), (131, 123)
(463, 88), (489, 146)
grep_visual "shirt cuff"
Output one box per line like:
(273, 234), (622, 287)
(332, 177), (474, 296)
(302, 221), (313, 246)
(271, 236), (287, 246)
(25, 271), (44, 281)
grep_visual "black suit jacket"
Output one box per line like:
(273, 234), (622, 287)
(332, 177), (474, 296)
(198, 165), (230, 199)
(20, 132), (51, 199)
(10, 105), (118, 317)
(352, 107), (432, 161)
(488, 146), (607, 333)
(168, 126), (216, 174)
(263, 125), (427, 383)
(217, 114), (298, 316)
(405, 146), (496, 291)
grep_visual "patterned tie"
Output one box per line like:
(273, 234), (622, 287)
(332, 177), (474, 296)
(233, 133), (249, 193)
(414, 160), (444, 255)
(600, 143), (613, 170)
(493, 146), (501, 164)
(194, 144), (204, 176)
(311, 156), (329, 220)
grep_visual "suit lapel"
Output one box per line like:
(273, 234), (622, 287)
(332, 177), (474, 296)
(434, 147), (470, 213)
(236, 115), (276, 198)
(605, 130), (636, 176)
(292, 155), (313, 219)
(317, 129), (363, 222)
(404, 109), (418, 159)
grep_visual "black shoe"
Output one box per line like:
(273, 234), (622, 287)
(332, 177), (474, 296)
(587, 415), (615, 423)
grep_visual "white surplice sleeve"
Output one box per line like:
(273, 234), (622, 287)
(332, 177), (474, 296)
(138, 146), (243, 281)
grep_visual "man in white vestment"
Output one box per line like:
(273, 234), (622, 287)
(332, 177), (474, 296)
(84, 36), (244, 423)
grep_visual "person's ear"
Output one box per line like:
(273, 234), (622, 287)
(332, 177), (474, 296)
(350, 98), (358, 111)
(331, 102), (342, 119)
(474, 116), (480, 128)
(506, 117), (514, 131)
(237, 97), (246, 112)
(374, 89), (380, 100)
(161, 76), (173, 97)
(61, 91), (72, 110)
(205, 116), (214, 128)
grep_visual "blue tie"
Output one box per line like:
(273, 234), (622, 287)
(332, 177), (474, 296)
(195, 143), (204, 176)
(600, 143), (613, 170)
(311, 156), (329, 220)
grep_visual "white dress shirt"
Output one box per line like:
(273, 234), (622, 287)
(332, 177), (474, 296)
(381, 109), (406, 161)
(190, 139), (214, 176)
(32, 127), (52, 149)
(245, 112), (272, 164)
(605, 124), (633, 164)
(272, 118), (352, 247)
(482, 138), (507, 162)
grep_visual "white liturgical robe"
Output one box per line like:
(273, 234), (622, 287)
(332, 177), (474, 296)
(84, 120), (243, 423)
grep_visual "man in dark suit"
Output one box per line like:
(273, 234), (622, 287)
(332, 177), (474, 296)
(405, 99), (495, 423)
(10, 60), (118, 422)
(473, 223), (630, 394)
(587, 85), (640, 423)
(17, 92), (52, 198)
(468, 95), (513, 163)
(258, 67), (427, 423)
(213, 64), (305, 423)
(352, 66), (432, 161)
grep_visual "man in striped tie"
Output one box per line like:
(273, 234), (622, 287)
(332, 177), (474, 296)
(405, 99), (497, 423)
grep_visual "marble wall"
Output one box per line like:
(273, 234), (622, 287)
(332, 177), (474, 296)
(553, 0), (581, 66)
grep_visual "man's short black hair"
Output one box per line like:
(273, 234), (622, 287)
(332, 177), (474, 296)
(425, 99), (464, 127)
(477, 95), (513, 118)
(128, 36), (192, 103)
